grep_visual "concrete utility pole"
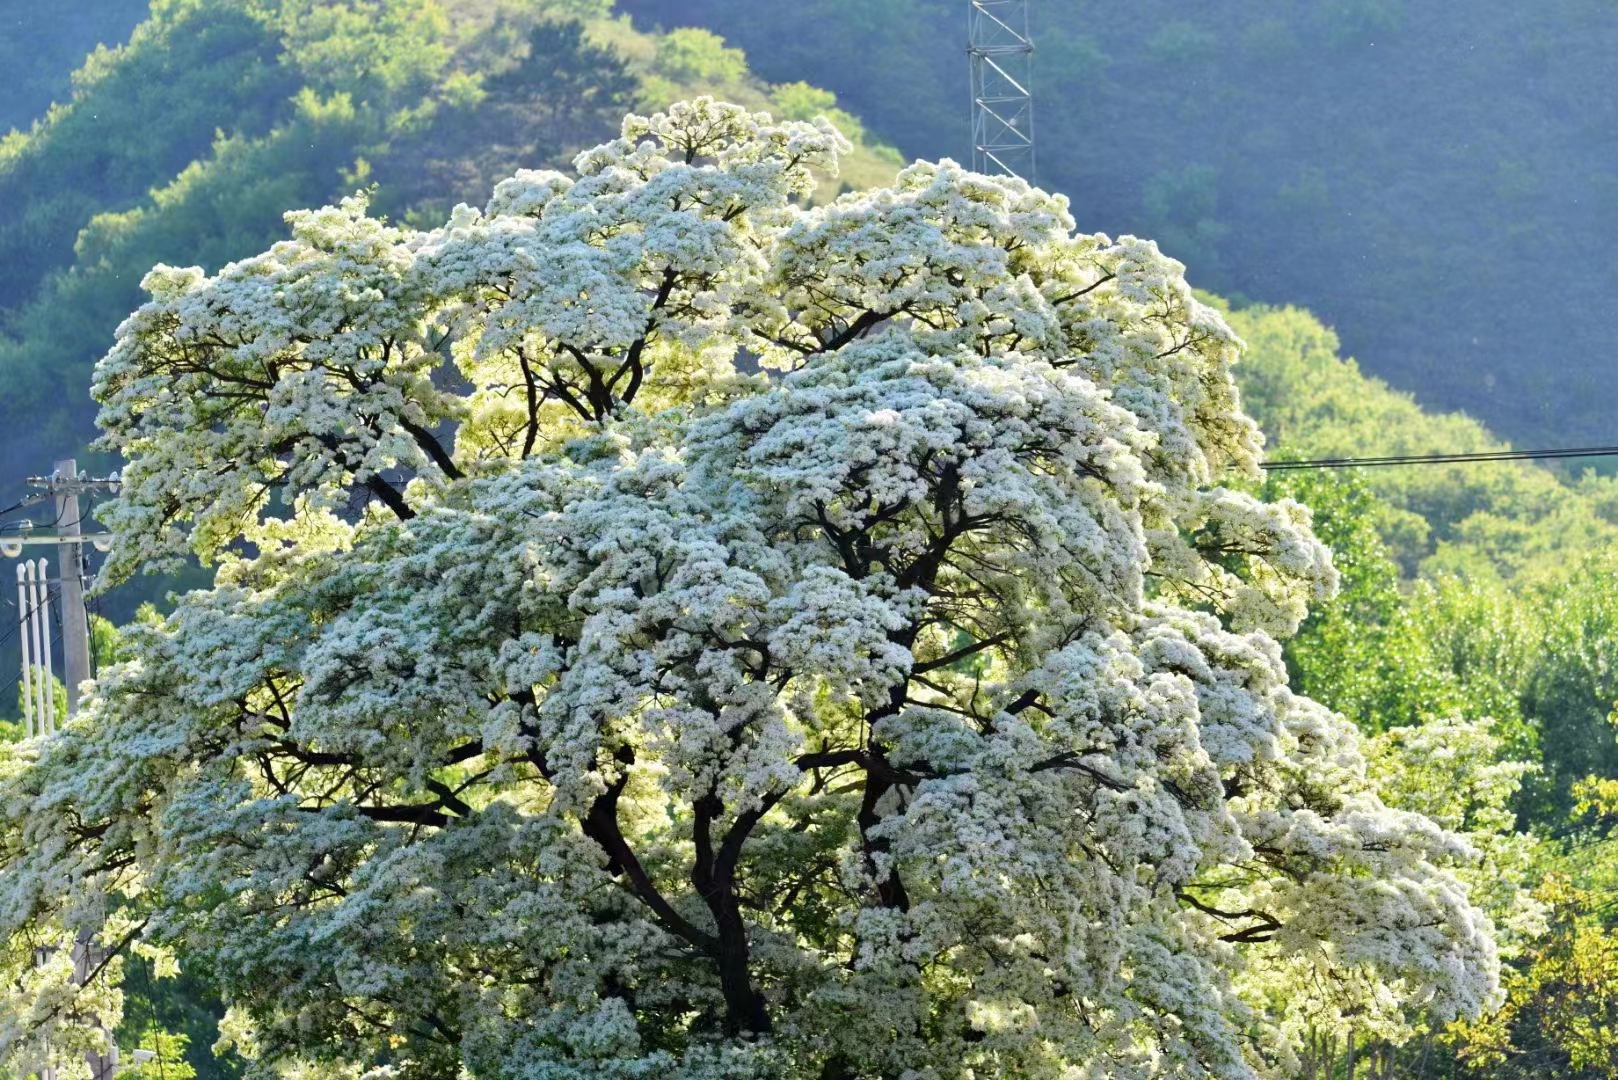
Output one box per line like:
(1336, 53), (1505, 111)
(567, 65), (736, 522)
(53, 460), (91, 718)
(18, 559), (53, 735)
(73, 929), (118, 1080)
(2, 464), (135, 1080)
(6, 463), (117, 725)
(17, 564), (34, 736)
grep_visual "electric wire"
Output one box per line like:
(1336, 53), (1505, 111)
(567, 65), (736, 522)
(1259, 444), (1618, 471)
(2, 572), (89, 726)
(87, 589), (100, 682)
(1, 499), (75, 536)
(0, 669), (24, 713)
(0, 436), (1611, 724)
(0, 613), (62, 725)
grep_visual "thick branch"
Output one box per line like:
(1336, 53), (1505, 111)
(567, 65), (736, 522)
(815, 305), (904, 355)
(1029, 751), (1127, 790)
(365, 475), (415, 521)
(609, 266), (679, 405)
(398, 417), (463, 480)
(691, 790), (771, 1034)
(1176, 889), (1283, 943)
(1049, 271), (1117, 305)
(578, 749), (717, 954)
(516, 349), (542, 458)
(329, 804), (450, 827)
(912, 632), (1011, 674)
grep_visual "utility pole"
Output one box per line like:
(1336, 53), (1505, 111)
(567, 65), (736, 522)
(968, 0), (1035, 182)
(17, 564), (34, 736)
(73, 929), (119, 1080)
(5, 464), (117, 725)
(54, 460), (91, 718)
(3, 463), (131, 1080)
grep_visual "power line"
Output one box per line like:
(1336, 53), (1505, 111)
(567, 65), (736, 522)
(0, 617), (62, 730)
(1259, 445), (1618, 471)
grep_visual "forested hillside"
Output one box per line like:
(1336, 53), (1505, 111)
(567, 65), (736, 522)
(0, 0), (899, 528)
(1233, 304), (1618, 817)
(0, 1), (147, 133)
(620, 0), (1618, 452)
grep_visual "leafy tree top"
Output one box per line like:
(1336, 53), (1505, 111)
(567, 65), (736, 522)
(2, 99), (1498, 1079)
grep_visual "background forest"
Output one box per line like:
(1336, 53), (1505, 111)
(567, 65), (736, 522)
(623, 0), (1618, 452)
(4, 1), (1618, 1078)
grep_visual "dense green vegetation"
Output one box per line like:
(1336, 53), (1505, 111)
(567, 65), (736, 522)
(1232, 305), (1618, 813)
(620, 0), (1618, 452)
(1233, 303), (1618, 1076)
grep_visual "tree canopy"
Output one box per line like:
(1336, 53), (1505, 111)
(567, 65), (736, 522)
(0, 101), (1502, 1079)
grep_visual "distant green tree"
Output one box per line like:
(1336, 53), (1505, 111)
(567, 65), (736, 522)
(118, 956), (237, 1080)
(270, 0), (454, 101)
(1450, 791), (1618, 1080)
(1523, 556), (1618, 819)
(379, 19), (637, 227)
(1263, 468), (1537, 755)
(486, 20), (636, 145)
(771, 81), (864, 144)
(1262, 467), (1402, 720)
(651, 26), (748, 83)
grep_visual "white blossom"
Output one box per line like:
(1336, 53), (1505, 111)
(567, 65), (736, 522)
(0, 99), (1498, 1080)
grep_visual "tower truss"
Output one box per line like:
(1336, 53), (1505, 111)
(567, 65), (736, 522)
(969, 0), (1034, 181)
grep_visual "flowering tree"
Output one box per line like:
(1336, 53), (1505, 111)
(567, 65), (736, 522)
(0, 100), (1500, 1079)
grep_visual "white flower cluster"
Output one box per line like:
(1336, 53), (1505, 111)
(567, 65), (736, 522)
(0, 99), (1497, 1079)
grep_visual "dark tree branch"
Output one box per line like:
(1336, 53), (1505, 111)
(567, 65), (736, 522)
(1049, 272), (1117, 305)
(816, 306), (899, 354)
(1004, 688), (1044, 715)
(1175, 889), (1283, 943)
(517, 349), (542, 457)
(1030, 751), (1128, 790)
(610, 266), (679, 406)
(328, 804), (450, 827)
(578, 747), (718, 955)
(912, 632), (1011, 674)
(365, 475), (415, 521)
(398, 417), (463, 480)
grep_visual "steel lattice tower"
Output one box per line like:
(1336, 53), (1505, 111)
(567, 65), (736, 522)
(969, 0), (1034, 181)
